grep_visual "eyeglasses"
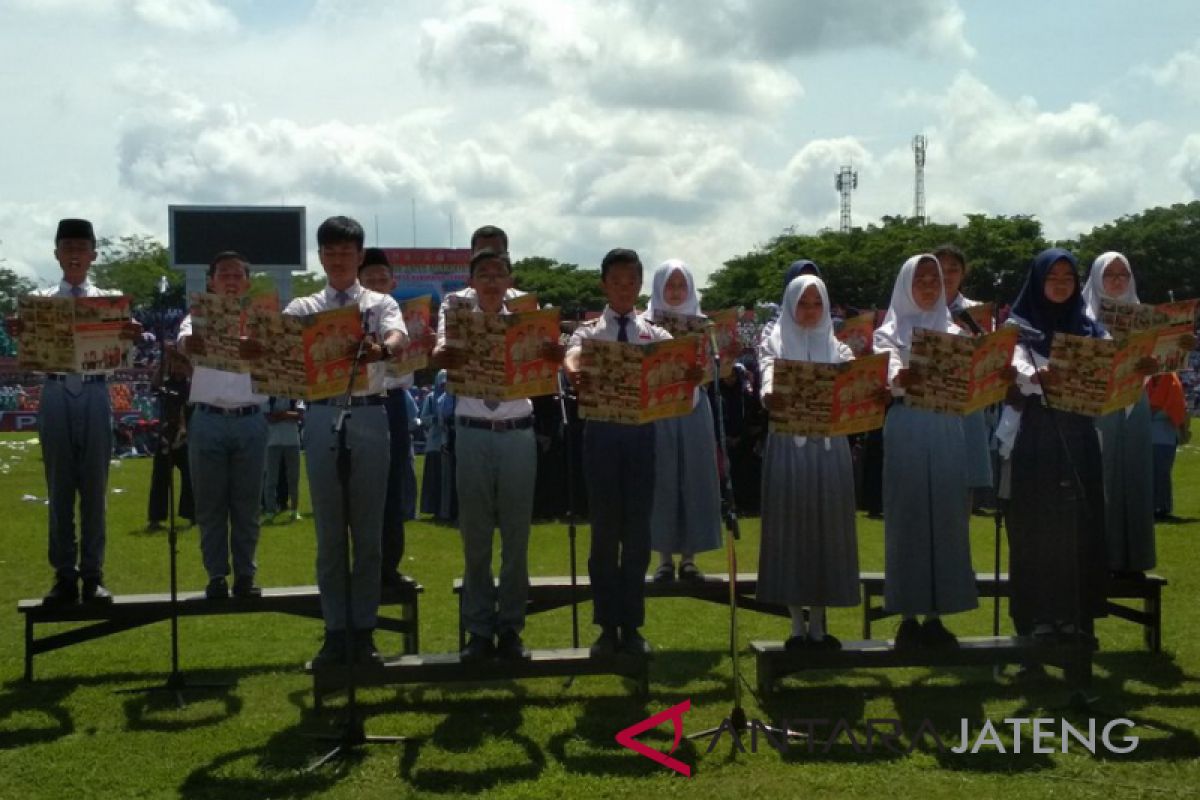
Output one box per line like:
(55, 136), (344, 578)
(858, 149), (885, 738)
(473, 272), (510, 282)
(1103, 272), (1132, 282)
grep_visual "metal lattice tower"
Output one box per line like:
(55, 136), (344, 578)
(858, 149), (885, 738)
(912, 134), (927, 224)
(834, 165), (858, 233)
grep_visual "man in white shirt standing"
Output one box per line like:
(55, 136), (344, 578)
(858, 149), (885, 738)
(176, 251), (269, 600)
(433, 249), (563, 661)
(29, 219), (140, 605)
(281, 216), (409, 666)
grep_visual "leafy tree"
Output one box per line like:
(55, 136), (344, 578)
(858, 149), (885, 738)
(91, 235), (184, 308)
(1070, 201), (1200, 303)
(0, 265), (36, 315)
(511, 257), (607, 318)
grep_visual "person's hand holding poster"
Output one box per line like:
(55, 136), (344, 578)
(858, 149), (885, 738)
(906, 327), (1018, 415)
(578, 338), (698, 424)
(768, 353), (889, 436)
(1047, 329), (1158, 416)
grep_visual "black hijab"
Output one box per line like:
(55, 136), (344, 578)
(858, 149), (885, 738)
(1009, 247), (1105, 357)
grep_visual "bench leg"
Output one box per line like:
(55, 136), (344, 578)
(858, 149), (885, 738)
(458, 591), (465, 652)
(756, 655), (774, 698)
(409, 598), (420, 655)
(862, 588), (871, 639)
(1147, 591), (1161, 653)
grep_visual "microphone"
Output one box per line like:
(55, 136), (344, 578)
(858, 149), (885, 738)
(952, 308), (986, 337)
(1007, 320), (1045, 342)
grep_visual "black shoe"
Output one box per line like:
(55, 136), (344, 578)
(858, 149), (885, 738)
(621, 628), (653, 656)
(81, 578), (113, 603)
(231, 575), (262, 598)
(205, 577), (229, 600)
(784, 634), (808, 652)
(809, 633), (841, 650)
(460, 633), (494, 663)
(652, 563), (675, 583)
(678, 561), (703, 582)
(312, 630), (348, 666)
(496, 630), (531, 660)
(893, 619), (922, 651)
(589, 627), (620, 657)
(43, 577), (79, 606)
(920, 618), (959, 648)
(354, 629), (383, 664)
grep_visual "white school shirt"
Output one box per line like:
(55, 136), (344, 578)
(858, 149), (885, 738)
(566, 306), (672, 354)
(35, 278), (126, 376)
(435, 292), (532, 421)
(177, 313), (268, 408)
(282, 282), (407, 397)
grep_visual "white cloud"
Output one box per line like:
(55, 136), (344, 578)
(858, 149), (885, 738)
(6, 0), (237, 33)
(1146, 38), (1200, 99)
(1173, 134), (1200, 196)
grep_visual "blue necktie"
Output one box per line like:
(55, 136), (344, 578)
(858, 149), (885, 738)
(617, 315), (630, 343)
(335, 290), (350, 307)
(70, 285), (83, 298)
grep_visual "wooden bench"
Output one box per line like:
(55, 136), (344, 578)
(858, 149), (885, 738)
(452, 573), (784, 648)
(752, 636), (1093, 696)
(17, 581), (423, 680)
(859, 571), (1168, 651)
(306, 648), (650, 710)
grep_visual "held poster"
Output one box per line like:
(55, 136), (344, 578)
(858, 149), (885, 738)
(445, 305), (562, 401)
(768, 353), (889, 436)
(1099, 297), (1198, 373)
(905, 327), (1018, 415)
(578, 337), (698, 424)
(249, 304), (368, 401)
(651, 308), (741, 377)
(835, 312), (875, 356)
(387, 295), (433, 378)
(18, 294), (131, 373)
(1047, 330), (1158, 417)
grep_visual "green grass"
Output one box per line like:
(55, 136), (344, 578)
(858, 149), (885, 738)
(1, 433), (1199, 798)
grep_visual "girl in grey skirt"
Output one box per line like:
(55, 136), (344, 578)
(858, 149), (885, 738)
(757, 274), (860, 650)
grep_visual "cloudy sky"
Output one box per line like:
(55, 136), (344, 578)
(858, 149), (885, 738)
(3, 0), (1199, 289)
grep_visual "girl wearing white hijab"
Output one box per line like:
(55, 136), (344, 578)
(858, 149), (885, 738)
(641, 260), (722, 581)
(1082, 251), (1156, 576)
(873, 254), (978, 650)
(757, 275), (860, 649)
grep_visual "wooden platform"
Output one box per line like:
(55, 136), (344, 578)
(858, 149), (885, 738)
(17, 581), (423, 680)
(859, 571), (1168, 651)
(752, 636), (1094, 696)
(306, 647), (650, 709)
(452, 573), (783, 647)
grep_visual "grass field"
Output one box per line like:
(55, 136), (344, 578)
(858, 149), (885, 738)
(1, 432), (1198, 799)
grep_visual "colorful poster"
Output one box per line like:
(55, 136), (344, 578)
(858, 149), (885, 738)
(188, 292), (253, 372)
(248, 305), (368, 400)
(18, 294), (131, 373)
(445, 305), (562, 401)
(381, 247), (472, 305)
(651, 308), (741, 377)
(577, 338), (697, 424)
(505, 293), (539, 313)
(768, 353), (889, 436)
(906, 327), (1019, 415)
(835, 312), (875, 356)
(1047, 330), (1158, 416)
(386, 295), (433, 378)
(960, 302), (996, 334)
(1102, 297), (1198, 374)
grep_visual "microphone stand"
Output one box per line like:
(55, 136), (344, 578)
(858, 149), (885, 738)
(688, 328), (802, 745)
(120, 306), (230, 708)
(307, 316), (406, 770)
(556, 368), (580, 650)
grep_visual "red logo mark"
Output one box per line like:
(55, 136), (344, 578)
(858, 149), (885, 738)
(615, 699), (692, 776)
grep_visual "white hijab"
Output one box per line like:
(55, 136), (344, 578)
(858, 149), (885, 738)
(769, 275), (841, 363)
(873, 254), (955, 354)
(1081, 251), (1139, 321)
(646, 259), (701, 319)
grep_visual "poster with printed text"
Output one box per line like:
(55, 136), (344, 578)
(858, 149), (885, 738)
(577, 337), (698, 424)
(445, 305), (562, 401)
(1047, 330), (1158, 417)
(652, 308), (741, 378)
(1099, 297), (1198, 373)
(834, 312), (875, 356)
(906, 327), (1018, 415)
(18, 294), (131, 373)
(248, 304), (368, 401)
(386, 295), (432, 379)
(188, 292), (252, 372)
(768, 353), (888, 436)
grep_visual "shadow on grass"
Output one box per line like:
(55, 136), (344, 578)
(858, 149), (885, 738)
(398, 697), (547, 793)
(121, 686), (245, 733)
(178, 723), (343, 800)
(0, 680), (74, 748)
